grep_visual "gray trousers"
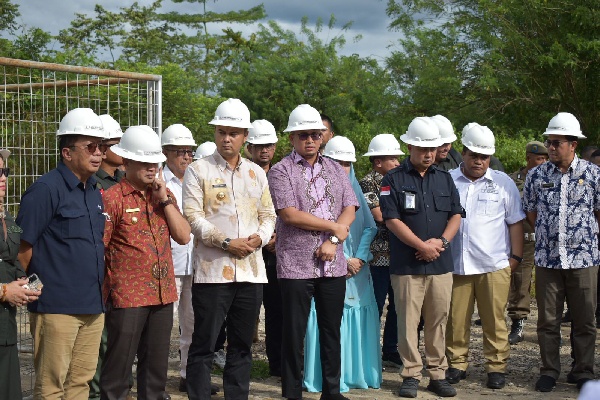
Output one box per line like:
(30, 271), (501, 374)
(535, 266), (598, 380)
(100, 304), (173, 400)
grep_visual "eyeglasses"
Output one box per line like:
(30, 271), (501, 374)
(0, 168), (10, 178)
(70, 142), (108, 154)
(168, 149), (194, 157)
(251, 143), (275, 151)
(295, 132), (323, 141)
(544, 139), (569, 148)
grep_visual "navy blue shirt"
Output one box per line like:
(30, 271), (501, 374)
(17, 162), (105, 314)
(380, 159), (462, 275)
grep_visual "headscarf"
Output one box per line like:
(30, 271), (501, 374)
(343, 165), (377, 260)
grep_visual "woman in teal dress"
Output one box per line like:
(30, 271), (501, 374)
(304, 136), (381, 393)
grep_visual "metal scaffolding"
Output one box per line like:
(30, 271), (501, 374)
(0, 57), (162, 396)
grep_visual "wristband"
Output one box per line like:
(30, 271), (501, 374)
(510, 254), (523, 263)
(0, 283), (7, 302)
(159, 196), (174, 208)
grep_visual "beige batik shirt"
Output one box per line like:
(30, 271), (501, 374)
(182, 151), (276, 283)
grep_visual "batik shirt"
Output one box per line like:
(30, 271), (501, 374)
(523, 155), (600, 269)
(268, 150), (359, 279)
(359, 169), (390, 267)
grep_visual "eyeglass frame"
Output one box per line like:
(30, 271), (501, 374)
(166, 149), (195, 157)
(0, 168), (10, 178)
(544, 139), (571, 149)
(294, 132), (323, 141)
(69, 142), (108, 154)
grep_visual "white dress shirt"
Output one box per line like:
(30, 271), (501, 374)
(450, 166), (526, 275)
(164, 165), (194, 276)
(182, 151), (276, 284)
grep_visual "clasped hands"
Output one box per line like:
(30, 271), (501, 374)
(3, 278), (41, 307)
(415, 238), (445, 263)
(315, 223), (350, 262)
(227, 234), (262, 259)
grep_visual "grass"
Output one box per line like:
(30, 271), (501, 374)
(211, 359), (271, 380)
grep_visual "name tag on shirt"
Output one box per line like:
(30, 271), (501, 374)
(126, 208), (140, 213)
(212, 183), (227, 188)
(541, 182), (555, 189)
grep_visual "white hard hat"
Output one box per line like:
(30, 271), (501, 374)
(99, 114), (123, 139)
(111, 125), (166, 163)
(283, 104), (327, 132)
(462, 124), (496, 155)
(363, 134), (404, 157)
(161, 124), (197, 147)
(248, 120), (278, 144)
(208, 98), (252, 129)
(194, 141), (217, 159)
(430, 115), (457, 143)
(462, 122), (480, 136)
(323, 136), (356, 162)
(57, 108), (105, 138)
(544, 112), (586, 138)
(400, 117), (444, 147)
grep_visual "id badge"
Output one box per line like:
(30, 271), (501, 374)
(404, 191), (416, 212)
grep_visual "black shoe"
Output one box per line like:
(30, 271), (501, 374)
(398, 377), (420, 398)
(577, 378), (592, 390)
(474, 318), (482, 326)
(562, 309), (572, 324)
(508, 318), (525, 345)
(446, 368), (467, 384)
(382, 352), (403, 368)
(178, 377), (187, 392)
(427, 379), (457, 397)
(567, 372), (577, 384)
(211, 384), (219, 395)
(535, 375), (556, 392)
(596, 314), (600, 329)
(162, 394), (171, 400)
(487, 372), (506, 389)
(320, 394), (349, 400)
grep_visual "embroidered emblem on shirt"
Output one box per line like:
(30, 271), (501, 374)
(249, 169), (256, 180)
(380, 185), (391, 196)
(217, 192), (226, 200)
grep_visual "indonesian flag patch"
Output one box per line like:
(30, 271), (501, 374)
(380, 185), (391, 196)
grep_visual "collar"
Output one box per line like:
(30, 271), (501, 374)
(95, 168), (110, 180)
(58, 161), (97, 190)
(291, 149), (323, 166)
(162, 165), (180, 184)
(456, 162), (494, 183)
(120, 178), (150, 197)
(550, 154), (579, 174)
(212, 151), (243, 172)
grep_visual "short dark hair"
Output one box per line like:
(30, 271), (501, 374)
(58, 135), (80, 160)
(565, 135), (579, 142)
(320, 113), (333, 130)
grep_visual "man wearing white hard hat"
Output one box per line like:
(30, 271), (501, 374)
(461, 123), (505, 172)
(100, 126), (191, 400)
(523, 112), (599, 393)
(359, 133), (403, 369)
(431, 115), (462, 172)
(379, 117), (462, 398)
(445, 124), (525, 390)
(17, 108), (107, 399)
(183, 98), (276, 399)
(268, 104), (358, 400)
(247, 119), (282, 376)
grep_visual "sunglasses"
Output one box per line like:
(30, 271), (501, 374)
(296, 132), (323, 141)
(544, 139), (569, 148)
(168, 149), (194, 157)
(251, 143), (276, 150)
(0, 168), (9, 178)
(70, 142), (108, 154)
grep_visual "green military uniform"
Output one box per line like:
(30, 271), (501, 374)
(0, 212), (26, 400)
(94, 168), (125, 191)
(507, 167), (535, 320)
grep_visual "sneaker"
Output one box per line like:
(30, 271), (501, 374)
(427, 379), (457, 397)
(508, 318), (525, 345)
(382, 352), (403, 368)
(535, 375), (556, 392)
(398, 377), (419, 398)
(213, 349), (226, 369)
(446, 368), (466, 384)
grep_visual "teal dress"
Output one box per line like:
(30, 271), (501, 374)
(304, 167), (382, 392)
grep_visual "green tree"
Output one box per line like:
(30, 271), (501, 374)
(386, 0), (600, 141)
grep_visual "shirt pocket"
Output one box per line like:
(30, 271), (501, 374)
(476, 192), (500, 216)
(59, 209), (86, 239)
(432, 189), (451, 212)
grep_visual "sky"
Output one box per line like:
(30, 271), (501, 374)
(11, 0), (401, 63)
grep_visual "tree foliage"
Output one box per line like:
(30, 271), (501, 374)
(386, 0), (600, 142)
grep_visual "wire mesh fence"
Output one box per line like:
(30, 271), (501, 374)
(0, 57), (162, 396)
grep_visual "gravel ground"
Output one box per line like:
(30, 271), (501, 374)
(158, 302), (599, 400)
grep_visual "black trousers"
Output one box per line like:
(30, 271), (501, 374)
(280, 277), (346, 399)
(186, 282), (263, 400)
(0, 344), (21, 400)
(263, 263), (283, 375)
(101, 303), (173, 400)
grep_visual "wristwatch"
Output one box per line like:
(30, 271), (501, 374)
(439, 236), (450, 249)
(329, 235), (340, 245)
(510, 254), (523, 263)
(159, 196), (174, 208)
(221, 238), (231, 251)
